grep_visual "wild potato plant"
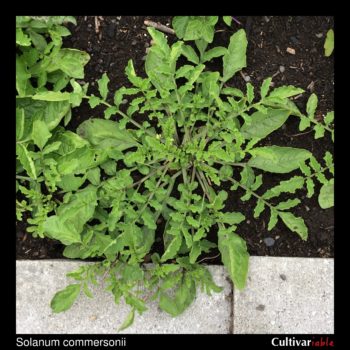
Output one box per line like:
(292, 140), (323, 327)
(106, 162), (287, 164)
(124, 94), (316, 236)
(16, 16), (334, 330)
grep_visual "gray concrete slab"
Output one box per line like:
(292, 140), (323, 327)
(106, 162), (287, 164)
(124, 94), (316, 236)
(16, 260), (232, 334)
(233, 256), (334, 334)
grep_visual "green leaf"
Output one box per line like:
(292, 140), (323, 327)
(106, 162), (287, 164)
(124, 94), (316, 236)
(314, 124), (325, 139)
(189, 241), (201, 263)
(318, 179), (334, 209)
(32, 120), (52, 149)
(181, 45), (199, 64)
(16, 108), (25, 141)
(98, 73), (109, 100)
(44, 186), (97, 244)
(324, 111), (334, 125)
(32, 91), (71, 101)
(299, 116), (311, 131)
(223, 16), (232, 26)
(306, 178), (315, 198)
(240, 166), (255, 188)
(118, 308), (135, 332)
(246, 83), (254, 104)
(279, 212), (308, 240)
(253, 199), (265, 218)
(260, 77), (272, 99)
(16, 98), (70, 132)
(16, 56), (32, 96)
(141, 210), (157, 230)
(202, 47), (227, 63)
(88, 95), (101, 108)
(306, 93), (318, 119)
(86, 168), (100, 185)
(241, 108), (290, 139)
(218, 230), (249, 289)
(51, 284), (81, 313)
(44, 216), (82, 245)
(262, 176), (304, 200)
(275, 198), (301, 211)
(159, 275), (196, 316)
(77, 119), (138, 151)
(218, 212), (245, 225)
(267, 209), (278, 231)
(161, 234), (182, 262)
(248, 146), (311, 173)
(222, 29), (247, 82)
(16, 28), (31, 46)
(324, 29), (334, 57)
(172, 16), (218, 43)
(16, 144), (37, 179)
(268, 86), (304, 99)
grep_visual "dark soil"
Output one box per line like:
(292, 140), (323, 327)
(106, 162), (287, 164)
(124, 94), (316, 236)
(16, 16), (334, 261)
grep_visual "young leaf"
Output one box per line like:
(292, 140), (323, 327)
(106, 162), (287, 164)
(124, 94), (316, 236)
(306, 93), (318, 120)
(98, 73), (109, 100)
(260, 77), (272, 99)
(324, 111), (334, 126)
(314, 124), (325, 139)
(246, 83), (254, 104)
(318, 179), (334, 209)
(222, 29), (247, 82)
(218, 230), (249, 289)
(299, 116), (311, 131)
(279, 212), (308, 240)
(324, 29), (334, 57)
(51, 284), (81, 313)
(248, 146), (311, 173)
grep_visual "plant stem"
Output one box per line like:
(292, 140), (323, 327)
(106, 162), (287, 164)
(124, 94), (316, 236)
(83, 96), (154, 136)
(227, 176), (273, 209)
(131, 163), (168, 188)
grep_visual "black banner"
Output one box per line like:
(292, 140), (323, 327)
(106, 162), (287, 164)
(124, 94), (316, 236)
(15, 334), (336, 349)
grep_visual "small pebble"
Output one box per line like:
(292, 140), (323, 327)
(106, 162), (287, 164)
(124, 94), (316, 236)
(275, 45), (281, 53)
(279, 65), (285, 73)
(286, 47), (296, 55)
(131, 40), (137, 46)
(275, 235), (280, 240)
(246, 220), (250, 224)
(305, 205), (310, 212)
(256, 304), (265, 311)
(244, 75), (251, 82)
(264, 237), (275, 247)
(316, 33), (323, 38)
(280, 274), (287, 281)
